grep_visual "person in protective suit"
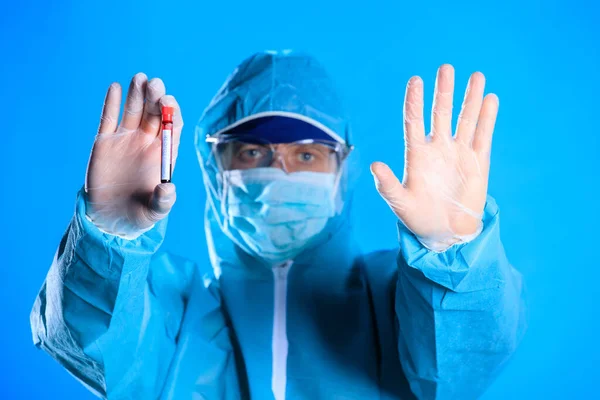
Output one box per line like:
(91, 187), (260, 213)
(31, 50), (526, 400)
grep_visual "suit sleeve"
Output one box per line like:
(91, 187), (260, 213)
(30, 189), (191, 399)
(395, 196), (527, 400)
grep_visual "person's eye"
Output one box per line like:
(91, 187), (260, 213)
(237, 147), (265, 161)
(244, 149), (261, 158)
(298, 152), (315, 163)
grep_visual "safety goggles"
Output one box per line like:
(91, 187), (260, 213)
(206, 134), (353, 174)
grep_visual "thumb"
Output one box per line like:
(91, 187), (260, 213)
(370, 162), (411, 218)
(147, 183), (177, 222)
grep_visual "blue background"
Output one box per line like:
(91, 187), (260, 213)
(1, 0), (598, 398)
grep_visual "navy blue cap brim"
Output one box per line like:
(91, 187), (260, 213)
(220, 114), (342, 144)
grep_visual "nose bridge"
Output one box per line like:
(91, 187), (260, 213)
(269, 156), (286, 171)
(268, 144), (289, 172)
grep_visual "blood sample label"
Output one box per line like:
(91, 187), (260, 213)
(161, 129), (172, 181)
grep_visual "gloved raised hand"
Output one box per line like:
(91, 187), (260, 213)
(85, 73), (184, 239)
(371, 65), (498, 252)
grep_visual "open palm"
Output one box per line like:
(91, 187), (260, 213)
(372, 65), (498, 251)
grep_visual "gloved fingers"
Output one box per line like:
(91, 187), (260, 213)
(98, 82), (122, 134)
(472, 93), (499, 158)
(455, 72), (485, 146)
(159, 95), (184, 165)
(141, 78), (166, 135)
(371, 161), (411, 218)
(403, 76), (426, 148)
(146, 183), (177, 222)
(431, 64), (455, 143)
(120, 73), (148, 131)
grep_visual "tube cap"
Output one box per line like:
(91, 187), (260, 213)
(162, 106), (174, 123)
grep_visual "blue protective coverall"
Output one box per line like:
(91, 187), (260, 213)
(31, 50), (526, 400)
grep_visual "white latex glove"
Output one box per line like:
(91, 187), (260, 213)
(371, 65), (498, 252)
(85, 73), (184, 239)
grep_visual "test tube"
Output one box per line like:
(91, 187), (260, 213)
(161, 106), (174, 183)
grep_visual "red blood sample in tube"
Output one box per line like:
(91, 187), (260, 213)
(161, 106), (174, 183)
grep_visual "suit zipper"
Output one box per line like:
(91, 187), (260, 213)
(271, 260), (292, 400)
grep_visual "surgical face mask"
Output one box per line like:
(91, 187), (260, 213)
(221, 167), (338, 265)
